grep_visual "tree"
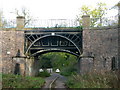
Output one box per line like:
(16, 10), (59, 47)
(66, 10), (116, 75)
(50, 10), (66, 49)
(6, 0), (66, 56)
(77, 2), (107, 27)
(38, 52), (77, 72)
(14, 7), (32, 26)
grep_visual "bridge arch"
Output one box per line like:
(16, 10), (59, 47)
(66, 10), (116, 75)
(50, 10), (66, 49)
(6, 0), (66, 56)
(25, 34), (81, 56)
(31, 49), (79, 57)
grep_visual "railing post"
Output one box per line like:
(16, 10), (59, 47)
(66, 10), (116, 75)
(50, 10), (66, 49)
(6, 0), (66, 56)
(16, 16), (25, 30)
(82, 15), (90, 29)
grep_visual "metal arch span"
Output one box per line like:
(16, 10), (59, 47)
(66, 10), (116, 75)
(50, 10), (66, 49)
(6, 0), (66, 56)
(25, 34), (81, 55)
(31, 49), (79, 57)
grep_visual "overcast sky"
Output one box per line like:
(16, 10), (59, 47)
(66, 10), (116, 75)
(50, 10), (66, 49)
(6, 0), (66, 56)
(0, 0), (119, 19)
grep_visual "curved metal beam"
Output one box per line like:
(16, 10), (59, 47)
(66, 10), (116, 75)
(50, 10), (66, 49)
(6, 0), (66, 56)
(25, 34), (81, 55)
(31, 49), (79, 57)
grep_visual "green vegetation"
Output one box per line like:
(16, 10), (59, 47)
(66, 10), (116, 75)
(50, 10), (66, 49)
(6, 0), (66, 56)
(52, 26), (83, 29)
(77, 2), (108, 27)
(60, 66), (77, 76)
(66, 71), (120, 88)
(39, 52), (78, 76)
(2, 73), (45, 88)
(37, 71), (51, 77)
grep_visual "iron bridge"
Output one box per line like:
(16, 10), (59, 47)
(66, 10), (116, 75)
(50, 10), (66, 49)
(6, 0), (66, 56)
(24, 28), (82, 57)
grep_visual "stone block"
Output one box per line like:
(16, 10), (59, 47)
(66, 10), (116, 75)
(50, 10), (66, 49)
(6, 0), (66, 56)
(79, 57), (94, 74)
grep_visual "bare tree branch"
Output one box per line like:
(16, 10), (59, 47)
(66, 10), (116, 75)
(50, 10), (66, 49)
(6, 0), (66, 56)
(15, 7), (32, 26)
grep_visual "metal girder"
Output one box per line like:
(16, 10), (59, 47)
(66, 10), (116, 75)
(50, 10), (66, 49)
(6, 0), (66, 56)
(24, 29), (82, 56)
(31, 49), (80, 57)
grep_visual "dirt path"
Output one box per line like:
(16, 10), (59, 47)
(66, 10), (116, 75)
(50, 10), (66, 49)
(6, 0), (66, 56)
(42, 73), (67, 89)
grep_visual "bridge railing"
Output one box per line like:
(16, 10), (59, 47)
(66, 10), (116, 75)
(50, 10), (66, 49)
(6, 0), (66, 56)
(25, 19), (80, 28)
(1, 19), (80, 28)
(0, 19), (16, 28)
(1, 15), (119, 28)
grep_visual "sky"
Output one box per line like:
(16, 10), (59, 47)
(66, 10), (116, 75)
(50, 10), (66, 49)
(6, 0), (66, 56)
(0, 0), (120, 19)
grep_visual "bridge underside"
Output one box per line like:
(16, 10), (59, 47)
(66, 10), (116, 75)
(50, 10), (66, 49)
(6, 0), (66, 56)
(31, 49), (79, 57)
(24, 29), (82, 57)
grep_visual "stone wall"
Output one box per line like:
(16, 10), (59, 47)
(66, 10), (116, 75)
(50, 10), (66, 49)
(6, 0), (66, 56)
(82, 27), (118, 71)
(118, 27), (120, 70)
(0, 27), (119, 75)
(0, 30), (25, 74)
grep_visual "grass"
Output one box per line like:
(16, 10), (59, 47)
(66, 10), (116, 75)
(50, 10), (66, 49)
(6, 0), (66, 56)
(2, 73), (45, 88)
(66, 71), (120, 88)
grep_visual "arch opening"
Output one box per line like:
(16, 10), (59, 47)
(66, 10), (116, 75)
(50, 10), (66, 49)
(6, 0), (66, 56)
(32, 51), (79, 77)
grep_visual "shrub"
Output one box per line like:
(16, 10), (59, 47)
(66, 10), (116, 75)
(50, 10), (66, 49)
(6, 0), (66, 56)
(60, 67), (77, 76)
(2, 73), (45, 88)
(66, 71), (120, 88)
(37, 71), (50, 77)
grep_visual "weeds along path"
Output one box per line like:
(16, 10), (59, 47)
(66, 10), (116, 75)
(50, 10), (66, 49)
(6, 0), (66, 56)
(42, 73), (67, 89)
